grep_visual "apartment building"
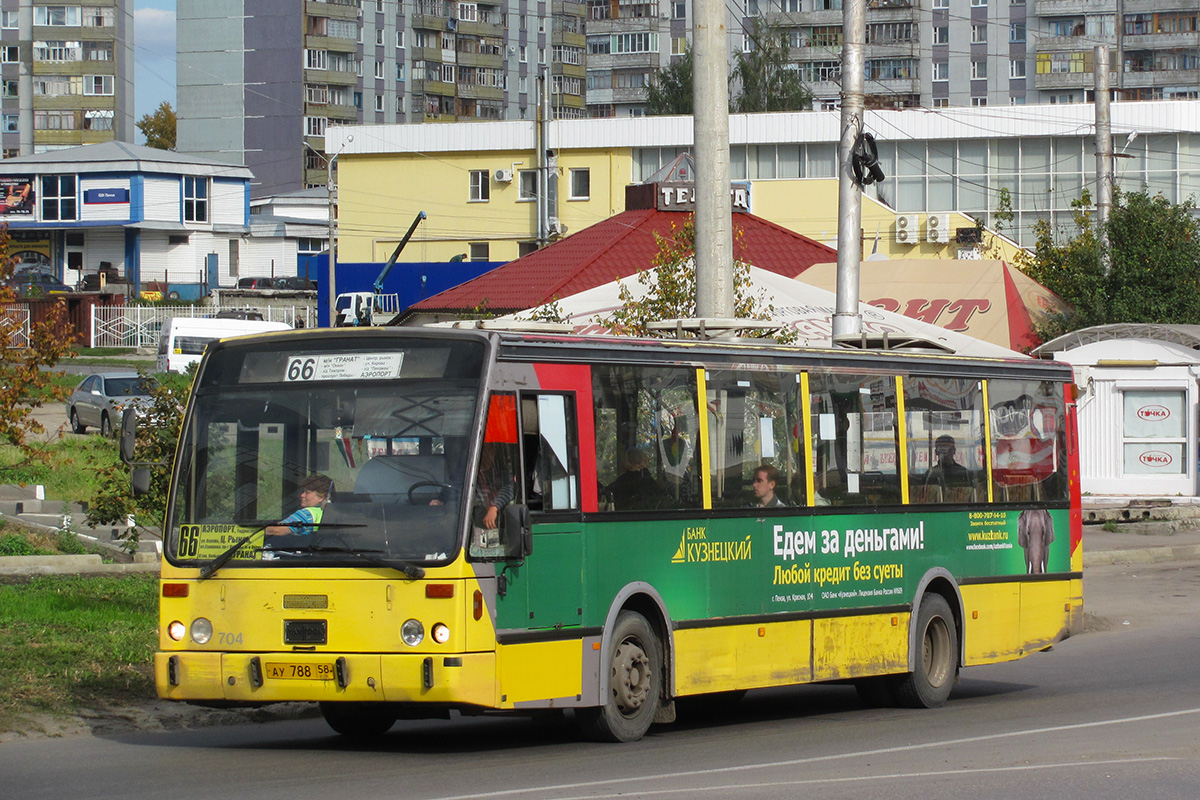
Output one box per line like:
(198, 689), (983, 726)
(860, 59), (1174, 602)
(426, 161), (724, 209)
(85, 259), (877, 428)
(0, 0), (133, 157)
(177, 0), (586, 197)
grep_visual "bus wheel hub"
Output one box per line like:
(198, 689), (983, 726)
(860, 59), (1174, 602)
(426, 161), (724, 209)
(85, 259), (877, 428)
(612, 640), (650, 714)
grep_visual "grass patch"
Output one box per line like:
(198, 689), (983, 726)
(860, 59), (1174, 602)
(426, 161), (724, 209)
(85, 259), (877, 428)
(0, 526), (90, 556)
(0, 573), (157, 728)
(0, 434), (122, 502)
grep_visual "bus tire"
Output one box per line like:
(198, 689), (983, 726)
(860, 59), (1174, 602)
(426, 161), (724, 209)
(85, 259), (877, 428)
(577, 610), (662, 743)
(319, 701), (397, 737)
(894, 594), (957, 709)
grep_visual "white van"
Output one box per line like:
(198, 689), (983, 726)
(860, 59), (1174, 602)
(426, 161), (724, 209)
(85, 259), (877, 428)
(157, 318), (291, 373)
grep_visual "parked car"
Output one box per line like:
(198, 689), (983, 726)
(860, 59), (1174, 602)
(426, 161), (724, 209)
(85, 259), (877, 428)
(67, 372), (156, 437)
(213, 309), (265, 321)
(2, 271), (72, 298)
(236, 277), (275, 290)
(273, 276), (316, 291)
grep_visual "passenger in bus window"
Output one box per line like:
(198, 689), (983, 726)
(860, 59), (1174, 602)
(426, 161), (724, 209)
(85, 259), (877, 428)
(751, 464), (786, 508)
(603, 448), (663, 510)
(474, 443), (517, 529)
(265, 474), (332, 536)
(925, 435), (976, 490)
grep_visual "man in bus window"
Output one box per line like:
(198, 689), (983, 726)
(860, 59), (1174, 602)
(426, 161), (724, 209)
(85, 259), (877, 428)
(925, 435), (975, 489)
(265, 474), (332, 536)
(604, 447), (663, 510)
(752, 464), (786, 508)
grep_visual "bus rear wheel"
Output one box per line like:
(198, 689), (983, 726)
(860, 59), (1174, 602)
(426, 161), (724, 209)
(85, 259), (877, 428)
(319, 701), (397, 737)
(578, 610), (662, 743)
(894, 594), (957, 709)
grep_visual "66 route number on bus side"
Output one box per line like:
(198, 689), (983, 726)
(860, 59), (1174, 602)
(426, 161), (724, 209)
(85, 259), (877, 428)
(286, 357), (319, 382)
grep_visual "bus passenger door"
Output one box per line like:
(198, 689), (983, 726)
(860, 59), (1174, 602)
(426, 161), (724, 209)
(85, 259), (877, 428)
(512, 392), (584, 630)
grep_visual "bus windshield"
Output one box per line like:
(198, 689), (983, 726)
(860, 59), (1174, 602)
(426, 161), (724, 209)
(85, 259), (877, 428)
(165, 336), (486, 567)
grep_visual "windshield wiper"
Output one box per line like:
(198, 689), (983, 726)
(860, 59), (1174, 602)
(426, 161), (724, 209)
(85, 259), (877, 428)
(267, 544), (427, 579)
(198, 525), (267, 580)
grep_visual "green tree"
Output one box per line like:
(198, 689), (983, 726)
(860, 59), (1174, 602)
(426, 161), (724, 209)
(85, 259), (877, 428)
(136, 101), (176, 150)
(1021, 188), (1200, 338)
(86, 369), (192, 550)
(731, 19), (812, 114)
(599, 216), (793, 341)
(646, 47), (694, 116)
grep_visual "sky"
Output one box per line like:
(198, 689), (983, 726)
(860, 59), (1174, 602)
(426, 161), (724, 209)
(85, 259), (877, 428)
(133, 0), (177, 132)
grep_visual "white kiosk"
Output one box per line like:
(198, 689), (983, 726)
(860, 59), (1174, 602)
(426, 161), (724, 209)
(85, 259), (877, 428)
(1036, 324), (1200, 497)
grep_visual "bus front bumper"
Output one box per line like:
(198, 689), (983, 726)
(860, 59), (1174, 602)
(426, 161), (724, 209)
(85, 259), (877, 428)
(155, 651), (498, 707)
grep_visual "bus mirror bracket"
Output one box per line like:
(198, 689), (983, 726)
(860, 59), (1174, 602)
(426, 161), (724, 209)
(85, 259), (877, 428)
(502, 503), (532, 560)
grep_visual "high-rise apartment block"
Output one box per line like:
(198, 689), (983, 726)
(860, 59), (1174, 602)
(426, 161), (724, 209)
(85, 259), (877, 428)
(178, 0), (1200, 196)
(0, 0), (133, 158)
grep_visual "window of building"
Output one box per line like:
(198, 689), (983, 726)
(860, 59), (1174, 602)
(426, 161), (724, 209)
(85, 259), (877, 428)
(569, 168), (590, 200)
(35, 110), (77, 130)
(469, 242), (489, 261)
(613, 32), (656, 53)
(972, 24), (987, 43)
(297, 237), (326, 255)
(933, 98), (949, 108)
(671, 36), (687, 55)
(84, 41), (112, 60)
(672, 0), (686, 18)
(306, 49), (328, 70)
(519, 45), (527, 62)
(183, 176), (209, 223)
(40, 175), (77, 222)
(971, 60), (988, 79)
(374, 60), (384, 79)
(82, 6), (114, 26)
(35, 6), (82, 26)
(459, 3), (478, 21)
(305, 116), (327, 137)
(328, 18), (357, 39)
(2, 46), (19, 63)
(34, 41), (81, 62)
(1, 11), (16, 29)
(1010, 59), (1027, 78)
(970, 0), (986, 6)
(374, 95), (384, 112)
(971, 96), (987, 106)
(932, 0), (948, 7)
(83, 109), (112, 130)
(2, 114), (18, 133)
(469, 170), (490, 201)
(518, 169), (537, 201)
(1010, 23), (1026, 42)
(932, 26), (948, 45)
(83, 74), (113, 95)
(396, 62), (404, 81)
(933, 61), (949, 81)
(375, 29), (384, 45)
(396, 29), (404, 48)
(1, 80), (15, 98)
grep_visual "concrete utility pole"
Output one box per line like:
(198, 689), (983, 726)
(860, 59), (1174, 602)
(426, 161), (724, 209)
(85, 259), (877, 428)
(308, 135), (352, 327)
(1095, 45), (1112, 276)
(833, 0), (866, 337)
(692, 0), (733, 319)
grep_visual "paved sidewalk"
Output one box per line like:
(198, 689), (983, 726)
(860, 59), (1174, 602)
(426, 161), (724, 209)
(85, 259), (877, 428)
(1082, 524), (1200, 566)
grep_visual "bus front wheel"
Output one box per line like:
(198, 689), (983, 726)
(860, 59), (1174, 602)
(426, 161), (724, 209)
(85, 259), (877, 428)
(319, 701), (397, 737)
(894, 594), (957, 709)
(578, 610), (662, 743)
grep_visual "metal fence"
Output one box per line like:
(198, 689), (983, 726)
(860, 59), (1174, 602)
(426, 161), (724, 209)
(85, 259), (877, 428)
(90, 304), (315, 349)
(0, 305), (30, 348)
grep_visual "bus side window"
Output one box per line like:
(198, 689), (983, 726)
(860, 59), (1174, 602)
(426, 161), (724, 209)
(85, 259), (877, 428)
(521, 394), (580, 512)
(705, 369), (803, 507)
(989, 379), (1068, 503)
(592, 364), (700, 511)
(809, 371), (901, 507)
(903, 376), (987, 504)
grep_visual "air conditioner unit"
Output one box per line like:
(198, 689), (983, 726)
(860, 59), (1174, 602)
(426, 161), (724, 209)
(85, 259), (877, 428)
(926, 214), (950, 243)
(895, 214), (918, 244)
(547, 217), (566, 236)
(494, 168), (513, 183)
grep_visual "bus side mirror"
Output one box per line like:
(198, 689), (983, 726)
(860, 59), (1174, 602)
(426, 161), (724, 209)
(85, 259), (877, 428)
(131, 466), (151, 497)
(502, 503), (531, 559)
(120, 408), (138, 464)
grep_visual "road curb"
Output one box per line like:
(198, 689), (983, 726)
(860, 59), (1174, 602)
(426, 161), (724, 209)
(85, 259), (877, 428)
(0, 554), (158, 576)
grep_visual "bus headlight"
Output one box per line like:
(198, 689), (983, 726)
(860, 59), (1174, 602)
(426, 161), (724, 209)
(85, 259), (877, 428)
(168, 620), (186, 641)
(190, 617), (213, 645)
(401, 619), (424, 646)
(431, 623), (450, 644)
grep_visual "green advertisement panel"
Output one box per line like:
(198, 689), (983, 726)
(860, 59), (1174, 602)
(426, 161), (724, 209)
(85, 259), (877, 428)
(533, 507), (1075, 630)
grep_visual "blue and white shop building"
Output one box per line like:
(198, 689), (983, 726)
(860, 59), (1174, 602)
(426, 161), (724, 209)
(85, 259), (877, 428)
(0, 141), (272, 300)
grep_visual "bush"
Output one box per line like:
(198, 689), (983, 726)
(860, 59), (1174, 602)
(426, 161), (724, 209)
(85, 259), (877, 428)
(0, 532), (44, 556)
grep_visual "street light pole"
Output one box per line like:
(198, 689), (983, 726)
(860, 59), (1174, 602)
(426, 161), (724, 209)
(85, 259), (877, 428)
(306, 135), (352, 327)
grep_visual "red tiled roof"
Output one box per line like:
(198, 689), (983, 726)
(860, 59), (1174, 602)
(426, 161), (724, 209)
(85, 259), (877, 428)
(404, 208), (837, 317)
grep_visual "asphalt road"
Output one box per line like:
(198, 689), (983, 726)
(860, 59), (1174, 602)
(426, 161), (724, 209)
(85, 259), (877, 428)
(1, 559), (1198, 800)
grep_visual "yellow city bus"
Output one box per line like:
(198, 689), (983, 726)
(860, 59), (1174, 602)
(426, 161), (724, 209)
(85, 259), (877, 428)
(139, 327), (1083, 742)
